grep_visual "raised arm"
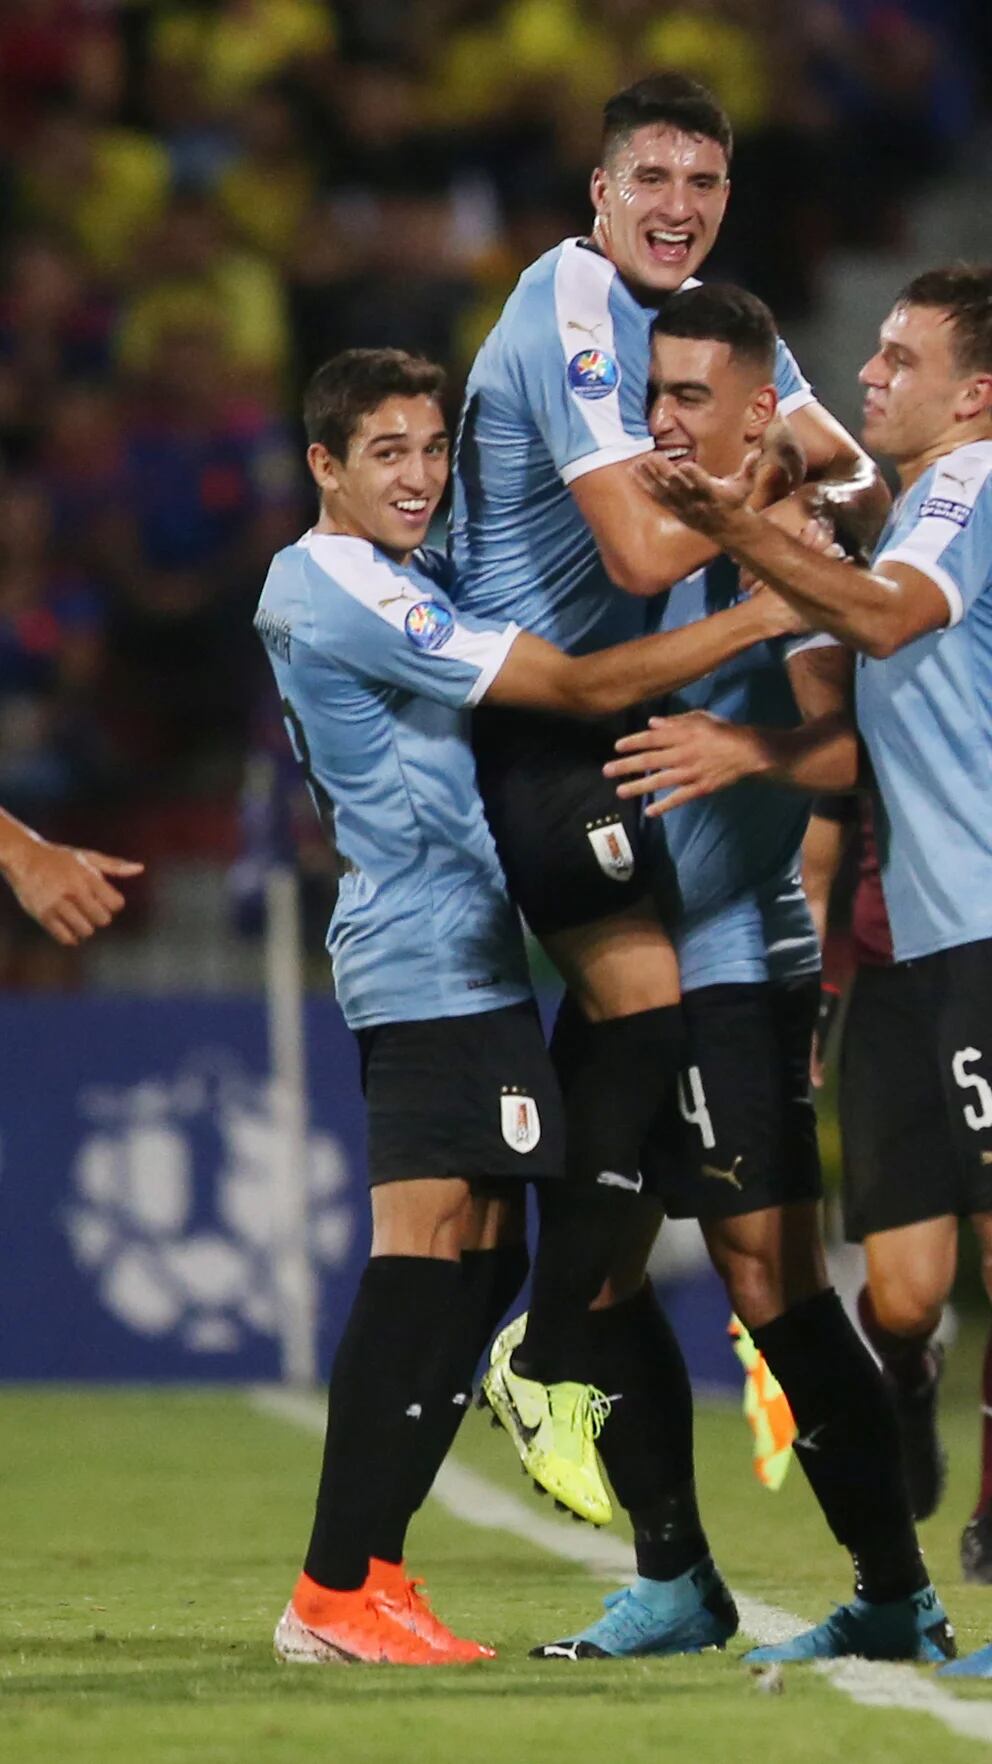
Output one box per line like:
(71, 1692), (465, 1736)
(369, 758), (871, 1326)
(570, 425), (802, 596)
(636, 456), (948, 657)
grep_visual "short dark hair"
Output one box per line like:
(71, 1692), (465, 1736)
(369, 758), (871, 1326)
(603, 73), (732, 168)
(303, 348), (446, 458)
(651, 283), (776, 375)
(898, 264), (992, 375)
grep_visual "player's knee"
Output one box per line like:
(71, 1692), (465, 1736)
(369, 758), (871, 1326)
(711, 1245), (784, 1331)
(868, 1268), (943, 1338)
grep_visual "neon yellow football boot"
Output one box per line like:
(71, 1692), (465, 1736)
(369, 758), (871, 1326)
(481, 1311), (613, 1526)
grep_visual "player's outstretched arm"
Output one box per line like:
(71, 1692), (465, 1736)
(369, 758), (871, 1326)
(0, 809), (144, 946)
(481, 588), (804, 719)
(635, 456), (947, 656)
(570, 423), (801, 597)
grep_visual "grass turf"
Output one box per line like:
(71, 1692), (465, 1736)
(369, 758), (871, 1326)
(2, 1326), (992, 1764)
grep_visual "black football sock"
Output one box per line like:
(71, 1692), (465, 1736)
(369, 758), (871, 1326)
(857, 1284), (938, 1391)
(752, 1289), (928, 1604)
(370, 1241), (530, 1564)
(586, 1283), (709, 1580)
(520, 1002), (685, 1384)
(304, 1254), (461, 1592)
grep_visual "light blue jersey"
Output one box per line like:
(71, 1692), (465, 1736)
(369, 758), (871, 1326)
(645, 553), (825, 990)
(858, 439), (992, 961)
(450, 238), (813, 654)
(676, 868), (821, 994)
(254, 533), (531, 1029)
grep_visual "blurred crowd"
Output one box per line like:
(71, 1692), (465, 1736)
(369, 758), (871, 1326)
(0, 0), (988, 979)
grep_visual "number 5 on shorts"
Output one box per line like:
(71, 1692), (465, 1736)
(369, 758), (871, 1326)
(952, 1047), (992, 1132)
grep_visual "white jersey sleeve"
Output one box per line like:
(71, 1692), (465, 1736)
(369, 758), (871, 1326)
(304, 535), (518, 708)
(875, 442), (992, 626)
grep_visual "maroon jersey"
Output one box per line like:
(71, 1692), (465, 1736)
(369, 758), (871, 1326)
(852, 795), (893, 968)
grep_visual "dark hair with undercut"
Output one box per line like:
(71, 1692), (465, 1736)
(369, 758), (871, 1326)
(898, 265), (992, 375)
(602, 73), (732, 169)
(651, 283), (776, 376)
(303, 348), (446, 459)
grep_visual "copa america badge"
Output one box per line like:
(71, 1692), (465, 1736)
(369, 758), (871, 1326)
(567, 349), (620, 400)
(404, 599), (455, 651)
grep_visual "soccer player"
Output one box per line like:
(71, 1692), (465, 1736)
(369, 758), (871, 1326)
(0, 808), (142, 943)
(450, 72), (888, 1504)
(524, 284), (950, 1667)
(254, 346), (803, 1666)
(804, 797), (992, 1582)
(634, 262), (992, 1663)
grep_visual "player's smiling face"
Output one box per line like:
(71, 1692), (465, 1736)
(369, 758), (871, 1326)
(860, 303), (992, 469)
(308, 395), (449, 559)
(590, 125), (729, 298)
(648, 333), (775, 475)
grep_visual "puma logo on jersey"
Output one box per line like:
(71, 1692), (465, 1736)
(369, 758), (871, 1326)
(700, 1155), (743, 1190)
(940, 469), (975, 492)
(567, 319), (605, 343)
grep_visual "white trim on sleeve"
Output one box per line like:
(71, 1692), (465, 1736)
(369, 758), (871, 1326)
(778, 388), (816, 418)
(561, 437), (655, 485)
(465, 623), (521, 706)
(874, 548), (964, 628)
(785, 630), (843, 657)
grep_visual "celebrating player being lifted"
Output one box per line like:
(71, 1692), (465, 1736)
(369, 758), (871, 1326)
(627, 264), (992, 1673)
(451, 71), (889, 1509)
(515, 283), (949, 1668)
(254, 347), (805, 1667)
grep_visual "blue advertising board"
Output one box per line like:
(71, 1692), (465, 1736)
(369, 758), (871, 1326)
(0, 996), (737, 1389)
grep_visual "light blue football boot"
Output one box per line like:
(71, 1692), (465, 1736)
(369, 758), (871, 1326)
(939, 1641), (992, 1678)
(530, 1557), (739, 1660)
(744, 1585), (955, 1665)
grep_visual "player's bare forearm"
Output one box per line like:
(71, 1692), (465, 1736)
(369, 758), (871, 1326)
(572, 597), (787, 716)
(486, 595), (803, 718)
(701, 509), (930, 655)
(0, 808), (143, 945)
(605, 710), (857, 815)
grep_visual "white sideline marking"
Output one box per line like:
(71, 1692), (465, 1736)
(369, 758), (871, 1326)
(251, 1386), (992, 1744)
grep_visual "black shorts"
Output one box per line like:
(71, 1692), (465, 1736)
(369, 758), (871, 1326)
(356, 1000), (565, 1186)
(640, 979), (823, 1219)
(471, 704), (661, 936)
(840, 941), (992, 1241)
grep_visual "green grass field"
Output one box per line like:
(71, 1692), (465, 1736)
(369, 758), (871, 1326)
(3, 1326), (992, 1764)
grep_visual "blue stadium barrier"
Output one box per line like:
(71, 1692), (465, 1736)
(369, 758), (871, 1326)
(0, 995), (737, 1389)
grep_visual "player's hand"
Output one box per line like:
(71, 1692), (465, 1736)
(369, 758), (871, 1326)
(747, 583), (810, 636)
(4, 839), (144, 945)
(750, 417), (806, 511)
(635, 454), (750, 540)
(604, 711), (759, 815)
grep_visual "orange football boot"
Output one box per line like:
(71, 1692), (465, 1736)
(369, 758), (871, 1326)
(274, 1570), (440, 1666)
(369, 1558), (496, 1662)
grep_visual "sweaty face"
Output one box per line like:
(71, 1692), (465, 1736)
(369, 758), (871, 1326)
(310, 395), (449, 558)
(591, 125), (729, 298)
(859, 303), (982, 465)
(648, 333), (773, 476)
